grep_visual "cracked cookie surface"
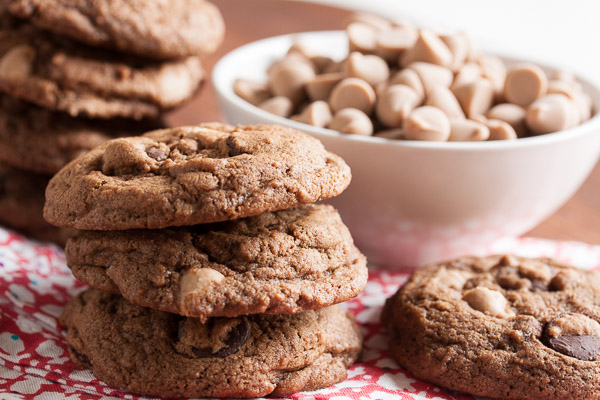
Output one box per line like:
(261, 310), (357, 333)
(0, 17), (203, 119)
(61, 288), (362, 398)
(66, 204), (367, 320)
(5, 0), (225, 59)
(44, 123), (352, 230)
(0, 95), (164, 174)
(382, 254), (600, 400)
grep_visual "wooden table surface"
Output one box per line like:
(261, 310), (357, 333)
(168, 0), (600, 245)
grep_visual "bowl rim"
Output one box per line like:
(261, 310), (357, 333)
(213, 30), (600, 152)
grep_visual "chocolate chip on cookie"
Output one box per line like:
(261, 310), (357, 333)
(382, 254), (600, 400)
(60, 288), (362, 398)
(5, 0), (225, 59)
(65, 204), (367, 320)
(44, 123), (352, 230)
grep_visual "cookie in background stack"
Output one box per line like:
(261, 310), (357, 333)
(0, 0), (224, 244)
(45, 123), (367, 398)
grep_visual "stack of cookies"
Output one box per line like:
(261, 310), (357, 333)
(44, 123), (368, 398)
(0, 0), (225, 244)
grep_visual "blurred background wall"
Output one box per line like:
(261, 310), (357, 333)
(298, 0), (599, 82)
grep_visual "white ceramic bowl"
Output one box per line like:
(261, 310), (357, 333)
(213, 30), (600, 267)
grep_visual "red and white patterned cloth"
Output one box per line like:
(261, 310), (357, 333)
(1, 227), (600, 400)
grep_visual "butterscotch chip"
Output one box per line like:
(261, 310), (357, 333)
(375, 26), (418, 62)
(407, 62), (453, 94)
(61, 289), (362, 398)
(547, 79), (578, 100)
(526, 94), (580, 135)
(546, 80), (593, 122)
(268, 62), (315, 104)
(268, 52), (317, 75)
(449, 118), (489, 141)
(453, 78), (494, 117)
(66, 204), (367, 320)
(573, 92), (593, 122)
(403, 106), (451, 141)
(440, 32), (469, 71)
(469, 114), (488, 124)
(400, 29), (453, 68)
(389, 68), (425, 101)
(287, 42), (317, 59)
(452, 62), (482, 90)
(486, 103), (528, 137)
(486, 119), (517, 140)
(382, 254), (600, 399)
(305, 72), (344, 102)
(258, 96), (293, 117)
(0, 22), (204, 119)
(344, 11), (393, 30)
(291, 100), (332, 127)
(344, 52), (390, 86)
(44, 123), (352, 230)
(477, 54), (506, 94)
(347, 22), (377, 53)
(328, 108), (373, 135)
(425, 86), (465, 119)
(462, 286), (513, 317)
(329, 77), (376, 114)
(234, 78), (271, 106)
(504, 64), (548, 107)
(376, 84), (420, 127)
(5, 0), (225, 59)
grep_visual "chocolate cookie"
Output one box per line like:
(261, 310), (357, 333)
(61, 288), (362, 398)
(66, 204), (367, 320)
(5, 0), (225, 59)
(44, 123), (352, 230)
(0, 163), (73, 245)
(382, 254), (600, 400)
(0, 95), (164, 174)
(0, 19), (204, 119)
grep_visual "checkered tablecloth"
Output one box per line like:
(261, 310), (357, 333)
(1, 227), (599, 400)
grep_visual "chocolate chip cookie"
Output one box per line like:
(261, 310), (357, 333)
(61, 288), (362, 398)
(0, 95), (164, 174)
(0, 162), (73, 245)
(5, 0), (225, 59)
(0, 19), (204, 119)
(382, 254), (600, 400)
(44, 123), (352, 230)
(66, 204), (367, 320)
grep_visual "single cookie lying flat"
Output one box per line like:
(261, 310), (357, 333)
(0, 163), (73, 245)
(66, 204), (367, 320)
(44, 123), (352, 230)
(5, 0), (225, 60)
(382, 254), (600, 400)
(0, 20), (204, 119)
(61, 288), (362, 398)
(0, 95), (164, 174)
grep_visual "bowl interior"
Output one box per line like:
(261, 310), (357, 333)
(213, 30), (600, 150)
